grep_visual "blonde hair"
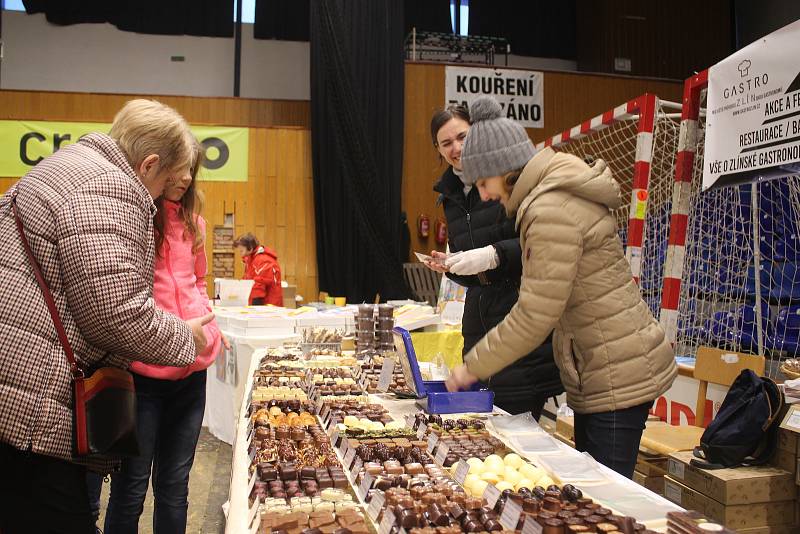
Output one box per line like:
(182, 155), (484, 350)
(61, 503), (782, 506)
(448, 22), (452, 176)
(153, 135), (205, 256)
(109, 99), (193, 173)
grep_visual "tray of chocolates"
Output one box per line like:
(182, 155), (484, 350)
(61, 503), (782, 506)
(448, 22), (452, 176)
(323, 401), (394, 428)
(252, 407), (317, 428)
(253, 385), (309, 402)
(486, 483), (660, 534)
(259, 507), (368, 534)
(358, 359), (412, 395)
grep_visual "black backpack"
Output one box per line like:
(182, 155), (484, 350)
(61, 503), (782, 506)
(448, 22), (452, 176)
(691, 369), (783, 469)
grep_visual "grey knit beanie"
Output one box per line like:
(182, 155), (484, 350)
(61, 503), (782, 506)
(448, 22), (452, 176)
(461, 96), (537, 185)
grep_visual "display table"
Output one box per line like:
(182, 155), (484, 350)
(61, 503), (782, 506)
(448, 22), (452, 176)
(225, 352), (683, 533)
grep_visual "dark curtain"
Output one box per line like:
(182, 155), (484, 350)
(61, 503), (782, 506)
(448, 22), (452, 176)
(310, 0), (410, 303)
(254, 0), (310, 41)
(404, 0), (452, 35)
(22, 0), (234, 37)
(469, 0), (576, 59)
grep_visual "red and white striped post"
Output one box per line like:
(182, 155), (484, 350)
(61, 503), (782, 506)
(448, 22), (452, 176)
(535, 94), (658, 283)
(659, 70), (709, 343)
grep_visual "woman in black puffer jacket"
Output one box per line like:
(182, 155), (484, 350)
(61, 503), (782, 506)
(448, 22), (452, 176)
(423, 105), (563, 418)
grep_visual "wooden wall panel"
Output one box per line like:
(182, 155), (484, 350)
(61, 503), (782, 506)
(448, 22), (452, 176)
(401, 62), (683, 259)
(0, 89), (310, 128)
(0, 90), (317, 303)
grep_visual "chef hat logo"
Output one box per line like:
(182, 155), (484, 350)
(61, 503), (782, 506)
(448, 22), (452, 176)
(738, 59), (751, 77)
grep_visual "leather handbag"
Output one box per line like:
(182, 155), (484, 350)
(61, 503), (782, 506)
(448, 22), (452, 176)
(12, 194), (140, 459)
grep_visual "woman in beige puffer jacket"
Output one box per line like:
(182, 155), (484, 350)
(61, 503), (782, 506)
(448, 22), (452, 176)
(445, 96), (677, 478)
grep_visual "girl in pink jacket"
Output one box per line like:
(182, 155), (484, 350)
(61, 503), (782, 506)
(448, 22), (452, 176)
(104, 140), (221, 534)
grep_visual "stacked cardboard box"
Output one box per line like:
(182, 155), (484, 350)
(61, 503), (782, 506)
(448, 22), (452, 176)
(633, 454), (667, 496)
(777, 404), (800, 534)
(664, 450), (797, 531)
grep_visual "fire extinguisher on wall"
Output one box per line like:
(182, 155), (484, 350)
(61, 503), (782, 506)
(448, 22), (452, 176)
(417, 214), (430, 238)
(434, 218), (447, 245)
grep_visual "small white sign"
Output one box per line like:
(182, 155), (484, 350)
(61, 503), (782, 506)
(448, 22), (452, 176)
(427, 433), (439, 455)
(358, 472), (374, 501)
(377, 357), (395, 393)
(344, 447), (357, 470)
(350, 457), (364, 483)
(247, 498), (260, 529)
(367, 492), (385, 521)
(247, 469), (258, 495)
(434, 442), (450, 466)
(330, 427), (340, 447)
(522, 517), (543, 534)
(668, 458), (686, 480)
(483, 484), (501, 509)
(665, 480), (683, 506)
(378, 508), (396, 534)
(249, 509), (261, 534)
(500, 499), (522, 530)
(417, 423), (427, 441)
(454, 460), (470, 485)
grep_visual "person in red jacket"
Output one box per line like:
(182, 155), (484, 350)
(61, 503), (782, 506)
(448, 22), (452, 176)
(234, 233), (283, 306)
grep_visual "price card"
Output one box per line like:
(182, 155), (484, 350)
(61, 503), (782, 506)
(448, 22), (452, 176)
(405, 414), (415, 428)
(521, 516), (543, 534)
(248, 469), (258, 495)
(249, 511), (262, 534)
(416, 423), (427, 441)
(337, 438), (348, 456)
(499, 499), (522, 530)
(378, 508), (396, 534)
(426, 433), (439, 455)
(320, 405), (330, 422)
(483, 484), (501, 509)
(359, 373), (369, 391)
(314, 397), (323, 415)
(246, 417), (254, 437)
(454, 460), (470, 485)
(245, 425), (254, 445)
(343, 446), (357, 470)
(434, 442), (450, 465)
(377, 357), (395, 393)
(350, 457), (364, 482)
(248, 446), (257, 463)
(330, 427), (340, 447)
(358, 472), (374, 501)
(366, 492), (385, 521)
(247, 498), (260, 530)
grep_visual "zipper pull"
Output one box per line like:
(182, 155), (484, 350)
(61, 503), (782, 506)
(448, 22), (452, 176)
(466, 213), (471, 222)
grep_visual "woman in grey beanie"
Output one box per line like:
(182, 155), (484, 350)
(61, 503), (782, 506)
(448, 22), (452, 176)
(445, 95), (677, 478)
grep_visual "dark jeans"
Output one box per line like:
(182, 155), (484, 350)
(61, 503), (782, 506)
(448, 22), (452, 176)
(104, 370), (207, 534)
(574, 401), (652, 479)
(0, 442), (94, 533)
(87, 471), (105, 524)
(251, 297), (265, 305)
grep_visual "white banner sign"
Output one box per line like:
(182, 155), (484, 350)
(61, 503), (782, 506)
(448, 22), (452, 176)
(704, 19), (800, 190)
(445, 66), (544, 128)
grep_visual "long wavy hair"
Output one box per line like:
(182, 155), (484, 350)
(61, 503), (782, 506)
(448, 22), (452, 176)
(153, 137), (205, 256)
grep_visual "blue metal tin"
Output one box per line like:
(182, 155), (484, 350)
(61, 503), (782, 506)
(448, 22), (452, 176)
(392, 327), (494, 414)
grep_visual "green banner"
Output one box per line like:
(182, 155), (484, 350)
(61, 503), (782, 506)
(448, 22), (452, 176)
(0, 120), (249, 182)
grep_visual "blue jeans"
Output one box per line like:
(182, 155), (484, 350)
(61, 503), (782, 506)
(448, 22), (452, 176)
(104, 370), (207, 534)
(86, 471), (104, 524)
(573, 401), (652, 479)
